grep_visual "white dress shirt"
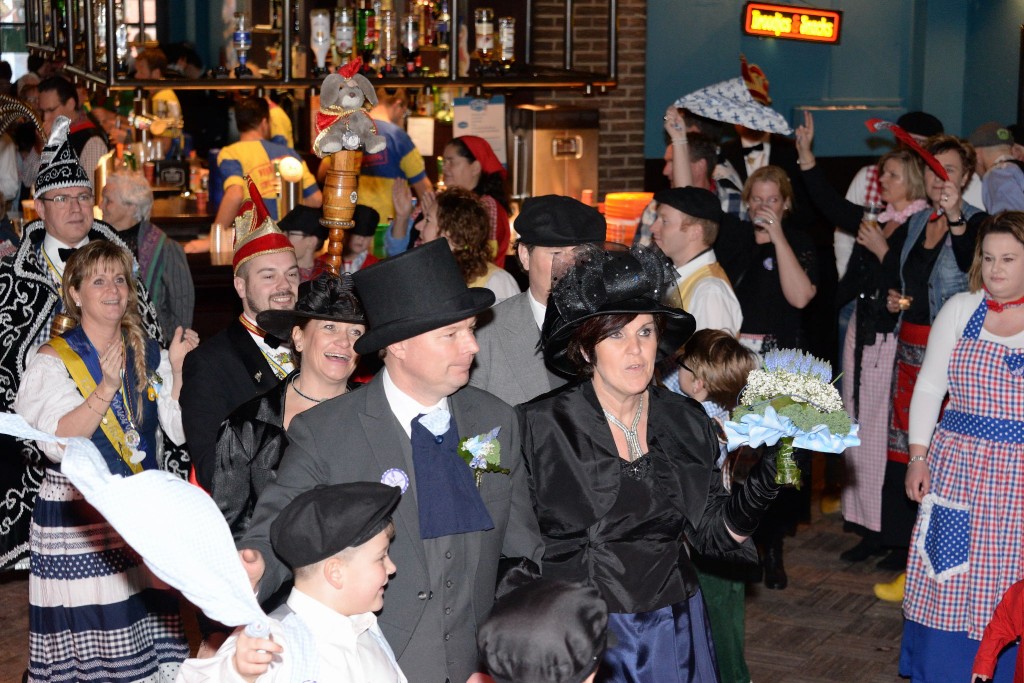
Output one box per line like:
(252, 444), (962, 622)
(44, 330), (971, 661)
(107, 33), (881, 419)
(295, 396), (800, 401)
(527, 290), (546, 330)
(671, 249), (743, 336)
(382, 367), (448, 438)
(175, 587), (407, 683)
(42, 233), (89, 280)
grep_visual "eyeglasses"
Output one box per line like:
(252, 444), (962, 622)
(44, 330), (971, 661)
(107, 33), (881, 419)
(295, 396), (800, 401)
(676, 358), (694, 374)
(39, 193), (95, 206)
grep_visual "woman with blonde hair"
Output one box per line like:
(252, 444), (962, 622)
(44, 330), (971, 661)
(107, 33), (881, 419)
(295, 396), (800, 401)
(732, 164), (819, 590)
(14, 239), (199, 682)
(795, 112), (929, 562)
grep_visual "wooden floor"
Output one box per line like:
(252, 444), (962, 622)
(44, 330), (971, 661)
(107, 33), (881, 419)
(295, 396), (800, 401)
(0, 501), (906, 682)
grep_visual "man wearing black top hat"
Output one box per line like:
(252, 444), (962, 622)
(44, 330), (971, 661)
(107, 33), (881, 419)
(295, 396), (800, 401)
(471, 195), (605, 406)
(240, 239), (543, 683)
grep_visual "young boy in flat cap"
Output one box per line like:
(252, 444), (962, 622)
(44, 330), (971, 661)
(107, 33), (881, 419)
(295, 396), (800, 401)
(472, 578), (611, 683)
(177, 482), (407, 683)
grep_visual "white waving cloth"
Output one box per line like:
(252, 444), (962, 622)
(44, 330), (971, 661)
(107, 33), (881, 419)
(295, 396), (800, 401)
(0, 412), (266, 629)
(674, 78), (793, 135)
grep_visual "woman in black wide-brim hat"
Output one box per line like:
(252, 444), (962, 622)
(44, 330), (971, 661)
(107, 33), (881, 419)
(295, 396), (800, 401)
(517, 244), (783, 681)
(210, 272), (366, 541)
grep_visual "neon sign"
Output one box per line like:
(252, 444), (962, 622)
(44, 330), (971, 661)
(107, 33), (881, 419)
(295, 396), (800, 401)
(743, 2), (842, 44)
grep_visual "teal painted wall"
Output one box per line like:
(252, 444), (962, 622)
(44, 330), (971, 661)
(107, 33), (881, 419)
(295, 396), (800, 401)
(645, 0), (1022, 158)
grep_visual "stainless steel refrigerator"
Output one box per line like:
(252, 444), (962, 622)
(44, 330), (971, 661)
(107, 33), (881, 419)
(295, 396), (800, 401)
(509, 104), (600, 205)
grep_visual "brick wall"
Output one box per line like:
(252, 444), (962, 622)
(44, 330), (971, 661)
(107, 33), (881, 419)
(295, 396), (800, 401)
(531, 0), (647, 199)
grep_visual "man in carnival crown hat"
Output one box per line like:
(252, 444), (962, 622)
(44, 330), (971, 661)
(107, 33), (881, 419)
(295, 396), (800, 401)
(240, 239), (543, 683)
(181, 176), (299, 492)
(0, 115), (162, 570)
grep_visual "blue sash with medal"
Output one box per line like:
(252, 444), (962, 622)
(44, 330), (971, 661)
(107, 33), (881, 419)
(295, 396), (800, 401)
(51, 327), (160, 476)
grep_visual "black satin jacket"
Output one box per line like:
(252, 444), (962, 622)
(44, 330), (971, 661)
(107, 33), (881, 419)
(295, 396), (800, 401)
(517, 381), (757, 611)
(211, 373), (359, 541)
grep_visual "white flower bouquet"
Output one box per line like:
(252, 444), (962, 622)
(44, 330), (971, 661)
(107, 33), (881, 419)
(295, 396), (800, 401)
(724, 349), (860, 488)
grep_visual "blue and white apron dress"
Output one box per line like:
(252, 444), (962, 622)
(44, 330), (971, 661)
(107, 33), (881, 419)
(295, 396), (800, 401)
(900, 299), (1024, 682)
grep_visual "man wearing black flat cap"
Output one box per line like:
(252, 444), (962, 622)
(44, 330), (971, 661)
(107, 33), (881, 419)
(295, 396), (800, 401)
(342, 204), (381, 273)
(471, 195), (605, 404)
(280, 204), (330, 282)
(652, 186), (743, 335)
(240, 239), (543, 683)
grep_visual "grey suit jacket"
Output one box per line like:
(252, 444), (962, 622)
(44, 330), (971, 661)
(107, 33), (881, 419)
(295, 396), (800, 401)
(470, 292), (565, 406)
(242, 372), (543, 683)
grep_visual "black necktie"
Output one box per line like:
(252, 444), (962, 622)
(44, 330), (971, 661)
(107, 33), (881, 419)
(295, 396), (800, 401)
(743, 143), (764, 155)
(58, 247), (78, 261)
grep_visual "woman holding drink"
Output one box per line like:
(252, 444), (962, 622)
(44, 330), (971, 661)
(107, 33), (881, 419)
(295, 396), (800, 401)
(875, 134), (986, 599)
(794, 112), (928, 563)
(729, 165), (819, 589)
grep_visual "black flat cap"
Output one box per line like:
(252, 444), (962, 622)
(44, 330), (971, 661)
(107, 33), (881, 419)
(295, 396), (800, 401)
(270, 482), (401, 569)
(477, 579), (610, 683)
(514, 195), (606, 247)
(897, 111), (944, 138)
(278, 205), (327, 241)
(653, 186), (722, 223)
(350, 204), (381, 237)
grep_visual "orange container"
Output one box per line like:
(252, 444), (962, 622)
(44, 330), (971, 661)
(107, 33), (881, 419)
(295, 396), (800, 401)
(603, 192), (653, 245)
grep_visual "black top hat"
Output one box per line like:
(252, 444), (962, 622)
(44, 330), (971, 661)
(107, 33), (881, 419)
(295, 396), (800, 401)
(542, 244), (696, 375)
(278, 205), (328, 241)
(352, 239), (495, 354)
(477, 579), (611, 683)
(350, 204), (381, 237)
(270, 481), (401, 569)
(257, 272), (365, 340)
(515, 195), (606, 247)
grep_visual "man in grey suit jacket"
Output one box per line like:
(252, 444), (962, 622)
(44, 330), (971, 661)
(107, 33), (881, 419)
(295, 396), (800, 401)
(471, 195), (606, 405)
(240, 240), (542, 683)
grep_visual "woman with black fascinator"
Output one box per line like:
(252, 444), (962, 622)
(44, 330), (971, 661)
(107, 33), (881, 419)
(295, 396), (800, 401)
(210, 272), (367, 541)
(517, 244), (783, 681)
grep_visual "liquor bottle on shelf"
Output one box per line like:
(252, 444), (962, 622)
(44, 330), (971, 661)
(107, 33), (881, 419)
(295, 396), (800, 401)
(498, 16), (515, 69)
(379, 9), (397, 74)
(232, 11), (254, 77)
(335, 6), (355, 66)
(473, 7), (495, 64)
(310, 9), (332, 77)
(358, 0), (377, 70)
(401, 8), (419, 75)
(291, 2), (308, 78)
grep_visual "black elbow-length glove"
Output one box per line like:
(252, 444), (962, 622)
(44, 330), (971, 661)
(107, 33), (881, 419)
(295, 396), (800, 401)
(724, 445), (782, 537)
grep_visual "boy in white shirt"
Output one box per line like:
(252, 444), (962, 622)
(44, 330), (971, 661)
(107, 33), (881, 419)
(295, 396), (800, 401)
(177, 482), (406, 683)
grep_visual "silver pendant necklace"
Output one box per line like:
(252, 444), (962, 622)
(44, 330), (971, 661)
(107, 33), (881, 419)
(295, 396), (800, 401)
(603, 393), (645, 462)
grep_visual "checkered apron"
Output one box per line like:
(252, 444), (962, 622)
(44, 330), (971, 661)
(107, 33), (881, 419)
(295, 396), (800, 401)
(903, 299), (1024, 639)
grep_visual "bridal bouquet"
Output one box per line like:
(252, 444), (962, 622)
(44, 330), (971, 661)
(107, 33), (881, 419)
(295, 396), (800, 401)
(724, 349), (860, 488)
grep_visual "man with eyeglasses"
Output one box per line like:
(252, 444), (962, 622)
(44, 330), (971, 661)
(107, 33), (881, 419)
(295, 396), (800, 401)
(0, 115), (162, 572)
(38, 75), (108, 189)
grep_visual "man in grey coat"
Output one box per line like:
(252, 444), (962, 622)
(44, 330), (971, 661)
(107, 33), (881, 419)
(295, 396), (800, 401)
(239, 239), (542, 683)
(470, 195), (606, 405)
